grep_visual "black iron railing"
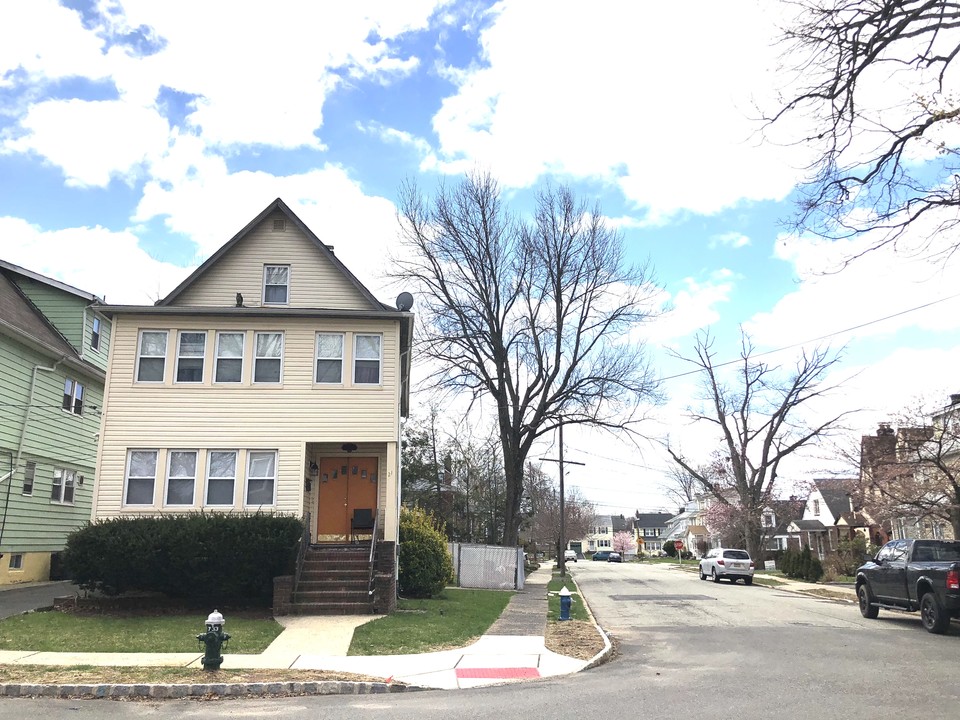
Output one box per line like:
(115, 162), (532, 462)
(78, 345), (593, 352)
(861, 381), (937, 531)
(367, 509), (380, 598)
(293, 510), (311, 597)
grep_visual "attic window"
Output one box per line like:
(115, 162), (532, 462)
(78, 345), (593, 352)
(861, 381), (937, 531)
(273, 217), (286, 232)
(263, 265), (289, 305)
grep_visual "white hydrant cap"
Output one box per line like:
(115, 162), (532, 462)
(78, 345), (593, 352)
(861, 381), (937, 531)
(206, 610), (225, 625)
(558, 586), (572, 597)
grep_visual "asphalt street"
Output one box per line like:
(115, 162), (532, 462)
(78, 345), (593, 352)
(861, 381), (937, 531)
(2, 563), (959, 718)
(0, 581), (75, 620)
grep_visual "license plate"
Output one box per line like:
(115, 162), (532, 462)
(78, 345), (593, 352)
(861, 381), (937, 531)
(732, 562), (744, 569)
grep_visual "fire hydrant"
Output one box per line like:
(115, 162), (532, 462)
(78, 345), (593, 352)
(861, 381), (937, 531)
(558, 586), (572, 621)
(197, 609), (230, 671)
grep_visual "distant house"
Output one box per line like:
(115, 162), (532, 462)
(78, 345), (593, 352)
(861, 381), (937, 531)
(91, 199), (413, 613)
(569, 514), (630, 556)
(631, 512), (673, 555)
(0, 260), (110, 584)
(787, 478), (867, 559)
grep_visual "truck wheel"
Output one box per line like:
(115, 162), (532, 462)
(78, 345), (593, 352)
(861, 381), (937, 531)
(857, 583), (879, 619)
(920, 592), (950, 634)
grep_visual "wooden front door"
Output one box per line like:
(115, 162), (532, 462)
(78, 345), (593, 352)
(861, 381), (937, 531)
(316, 457), (378, 541)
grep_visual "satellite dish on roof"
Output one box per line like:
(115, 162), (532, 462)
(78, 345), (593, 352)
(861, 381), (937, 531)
(396, 292), (414, 311)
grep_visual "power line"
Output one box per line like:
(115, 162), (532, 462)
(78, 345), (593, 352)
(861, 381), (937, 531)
(658, 291), (960, 383)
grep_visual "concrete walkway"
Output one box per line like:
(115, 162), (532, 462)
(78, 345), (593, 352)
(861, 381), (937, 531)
(0, 563), (607, 693)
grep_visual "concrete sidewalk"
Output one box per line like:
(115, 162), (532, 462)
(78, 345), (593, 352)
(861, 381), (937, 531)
(0, 563), (609, 695)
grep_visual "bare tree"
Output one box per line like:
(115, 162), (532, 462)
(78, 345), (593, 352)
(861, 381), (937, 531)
(393, 172), (661, 546)
(661, 463), (706, 510)
(861, 397), (960, 538)
(665, 329), (851, 559)
(768, 1), (960, 261)
(524, 462), (596, 559)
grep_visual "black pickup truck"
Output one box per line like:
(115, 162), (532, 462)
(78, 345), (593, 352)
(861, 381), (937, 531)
(856, 539), (960, 634)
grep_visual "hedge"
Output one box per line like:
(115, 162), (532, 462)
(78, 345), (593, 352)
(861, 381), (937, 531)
(63, 513), (303, 607)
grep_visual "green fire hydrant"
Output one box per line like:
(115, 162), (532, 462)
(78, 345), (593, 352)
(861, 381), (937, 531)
(197, 609), (230, 671)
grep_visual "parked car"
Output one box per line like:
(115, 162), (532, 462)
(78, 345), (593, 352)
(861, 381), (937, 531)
(607, 552), (622, 563)
(592, 551), (611, 561)
(856, 539), (960, 634)
(699, 548), (754, 584)
(563, 549), (578, 563)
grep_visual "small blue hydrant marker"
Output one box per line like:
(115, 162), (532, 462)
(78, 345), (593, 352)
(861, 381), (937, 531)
(558, 586), (572, 621)
(197, 609), (231, 671)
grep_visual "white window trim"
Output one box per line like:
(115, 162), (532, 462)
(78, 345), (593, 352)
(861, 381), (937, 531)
(164, 449), (198, 507)
(174, 331), (207, 384)
(245, 450), (277, 507)
(253, 332), (284, 384)
(214, 331), (245, 384)
(22, 461), (35, 496)
(262, 264), (290, 306)
(315, 332), (344, 384)
(51, 467), (76, 505)
(124, 449), (158, 507)
(61, 378), (84, 415)
(353, 333), (382, 385)
(205, 449), (238, 507)
(8, 554), (23, 571)
(136, 330), (168, 383)
(91, 316), (101, 351)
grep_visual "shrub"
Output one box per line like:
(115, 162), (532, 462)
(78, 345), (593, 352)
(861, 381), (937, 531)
(398, 506), (454, 598)
(806, 555), (825, 583)
(663, 541), (677, 558)
(63, 513), (303, 607)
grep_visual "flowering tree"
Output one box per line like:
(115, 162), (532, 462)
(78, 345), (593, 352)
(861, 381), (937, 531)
(612, 531), (636, 557)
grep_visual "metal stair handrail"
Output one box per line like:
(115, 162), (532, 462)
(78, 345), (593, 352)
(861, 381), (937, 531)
(293, 510), (311, 597)
(367, 509), (380, 597)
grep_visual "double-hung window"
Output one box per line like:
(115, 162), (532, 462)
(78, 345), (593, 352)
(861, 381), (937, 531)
(263, 265), (289, 305)
(137, 330), (167, 382)
(316, 333), (343, 383)
(206, 450), (237, 506)
(22, 461), (35, 495)
(51, 468), (76, 504)
(254, 332), (283, 383)
(176, 332), (206, 383)
(125, 450), (157, 505)
(165, 450), (197, 505)
(215, 332), (244, 383)
(91, 317), (101, 351)
(62, 379), (84, 415)
(354, 334), (381, 384)
(246, 451), (276, 506)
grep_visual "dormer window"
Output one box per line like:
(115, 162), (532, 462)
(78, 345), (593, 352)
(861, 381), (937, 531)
(91, 317), (101, 351)
(263, 265), (289, 305)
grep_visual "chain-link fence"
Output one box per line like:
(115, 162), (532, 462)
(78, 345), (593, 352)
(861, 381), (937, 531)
(448, 542), (525, 590)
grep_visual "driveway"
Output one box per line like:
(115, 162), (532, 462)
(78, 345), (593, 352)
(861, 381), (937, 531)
(0, 580), (75, 620)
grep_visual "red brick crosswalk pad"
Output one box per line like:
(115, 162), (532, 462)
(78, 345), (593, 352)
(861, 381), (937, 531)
(455, 667), (540, 679)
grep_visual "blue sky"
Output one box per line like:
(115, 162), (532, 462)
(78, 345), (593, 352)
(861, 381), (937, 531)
(4, 1), (960, 515)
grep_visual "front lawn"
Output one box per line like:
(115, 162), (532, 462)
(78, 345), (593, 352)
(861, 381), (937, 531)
(0, 610), (282, 653)
(348, 588), (513, 655)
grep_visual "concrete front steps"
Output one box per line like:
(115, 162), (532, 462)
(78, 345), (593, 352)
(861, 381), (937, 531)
(290, 545), (376, 615)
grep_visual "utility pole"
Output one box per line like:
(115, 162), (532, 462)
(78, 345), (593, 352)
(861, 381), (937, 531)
(542, 422), (585, 578)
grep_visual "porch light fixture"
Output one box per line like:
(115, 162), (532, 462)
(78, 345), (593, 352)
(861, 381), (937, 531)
(341, 443), (358, 453)
(309, 461), (319, 476)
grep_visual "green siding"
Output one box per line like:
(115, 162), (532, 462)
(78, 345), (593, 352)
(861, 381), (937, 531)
(0, 333), (100, 554)
(13, 277), (86, 349)
(83, 311), (111, 372)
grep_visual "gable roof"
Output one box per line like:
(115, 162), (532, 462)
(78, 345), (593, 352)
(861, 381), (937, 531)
(0, 258), (101, 303)
(0, 269), (104, 380)
(157, 198), (386, 310)
(815, 478), (855, 519)
(634, 513), (673, 528)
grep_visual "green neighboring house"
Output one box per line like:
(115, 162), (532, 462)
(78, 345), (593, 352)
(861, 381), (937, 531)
(0, 259), (110, 584)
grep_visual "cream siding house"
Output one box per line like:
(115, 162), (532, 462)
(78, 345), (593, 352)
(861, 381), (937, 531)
(92, 199), (412, 611)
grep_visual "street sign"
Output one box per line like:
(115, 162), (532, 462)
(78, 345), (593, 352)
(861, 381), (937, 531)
(675, 540), (684, 549)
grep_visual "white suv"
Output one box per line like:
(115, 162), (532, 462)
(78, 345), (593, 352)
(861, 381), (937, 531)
(699, 548), (754, 584)
(563, 549), (578, 563)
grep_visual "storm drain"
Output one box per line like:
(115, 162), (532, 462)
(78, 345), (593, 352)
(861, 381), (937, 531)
(610, 594), (715, 601)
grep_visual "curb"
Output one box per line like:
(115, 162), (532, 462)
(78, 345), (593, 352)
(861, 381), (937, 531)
(0, 680), (425, 699)
(562, 571), (613, 669)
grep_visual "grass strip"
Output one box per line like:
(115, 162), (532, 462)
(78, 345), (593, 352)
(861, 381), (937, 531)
(0, 611), (282, 654)
(348, 588), (513, 656)
(546, 572), (589, 622)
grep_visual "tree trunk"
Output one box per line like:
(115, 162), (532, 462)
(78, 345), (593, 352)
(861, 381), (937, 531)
(502, 459), (524, 546)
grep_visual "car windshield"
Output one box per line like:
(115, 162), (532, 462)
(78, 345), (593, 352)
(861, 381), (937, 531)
(722, 550), (750, 560)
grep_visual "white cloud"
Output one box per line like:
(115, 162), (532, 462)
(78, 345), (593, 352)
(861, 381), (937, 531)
(428, 1), (812, 219)
(644, 270), (736, 345)
(709, 232), (750, 250)
(0, 216), (187, 305)
(5, 98), (171, 187)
